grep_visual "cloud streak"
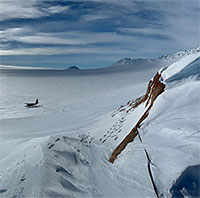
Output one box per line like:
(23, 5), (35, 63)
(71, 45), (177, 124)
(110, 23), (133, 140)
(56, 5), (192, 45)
(1, 27), (140, 47)
(0, 45), (136, 56)
(0, 0), (70, 21)
(43, 5), (70, 14)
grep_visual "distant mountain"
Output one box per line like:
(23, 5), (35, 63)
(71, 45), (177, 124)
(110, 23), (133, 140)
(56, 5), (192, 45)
(66, 66), (80, 70)
(114, 57), (154, 65)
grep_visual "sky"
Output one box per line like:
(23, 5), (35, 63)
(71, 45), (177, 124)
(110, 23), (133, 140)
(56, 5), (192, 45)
(0, 0), (199, 69)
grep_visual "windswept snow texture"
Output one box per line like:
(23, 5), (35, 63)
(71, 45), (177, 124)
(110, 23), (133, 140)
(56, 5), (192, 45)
(166, 57), (200, 82)
(161, 52), (200, 81)
(0, 48), (200, 198)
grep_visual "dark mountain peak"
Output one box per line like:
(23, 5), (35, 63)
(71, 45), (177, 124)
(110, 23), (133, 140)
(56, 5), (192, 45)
(67, 66), (80, 70)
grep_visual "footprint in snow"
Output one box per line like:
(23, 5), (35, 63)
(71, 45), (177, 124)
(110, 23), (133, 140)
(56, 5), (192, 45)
(48, 144), (54, 149)
(20, 174), (26, 182)
(102, 139), (107, 143)
(0, 189), (7, 194)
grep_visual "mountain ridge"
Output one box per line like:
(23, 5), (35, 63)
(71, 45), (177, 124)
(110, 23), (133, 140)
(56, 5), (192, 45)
(112, 47), (200, 66)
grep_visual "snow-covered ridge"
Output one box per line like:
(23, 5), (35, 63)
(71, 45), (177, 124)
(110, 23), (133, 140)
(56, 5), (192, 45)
(113, 47), (200, 66)
(161, 52), (200, 81)
(108, 49), (200, 197)
(114, 57), (152, 65)
(109, 72), (165, 163)
(158, 47), (200, 61)
(110, 49), (200, 163)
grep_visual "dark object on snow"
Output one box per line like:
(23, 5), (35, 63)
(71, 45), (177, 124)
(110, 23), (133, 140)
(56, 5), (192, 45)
(25, 99), (39, 107)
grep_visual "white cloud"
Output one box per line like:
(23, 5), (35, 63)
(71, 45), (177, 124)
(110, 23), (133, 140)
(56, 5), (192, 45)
(0, 27), (138, 46)
(81, 14), (108, 21)
(118, 1), (200, 50)
(0, 28), (30, 42)
(0, 0), (70, 21)
(119, 27), (170, 36)
(0, 46), (133, 56)
(0, 0), (43, 21)
(43, 5), (70, 14)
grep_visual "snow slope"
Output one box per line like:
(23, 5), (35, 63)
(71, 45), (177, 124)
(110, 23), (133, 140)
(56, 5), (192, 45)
(108, 50), (200, 197)
(0, 48), (200, 198)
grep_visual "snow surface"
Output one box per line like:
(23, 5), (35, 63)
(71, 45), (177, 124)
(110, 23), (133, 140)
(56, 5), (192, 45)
(161, 52), (200, 80)
(0, 49), (200, 198)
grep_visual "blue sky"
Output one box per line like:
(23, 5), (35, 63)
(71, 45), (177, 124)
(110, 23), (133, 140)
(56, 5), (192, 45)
(0, 0), (199, 69)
